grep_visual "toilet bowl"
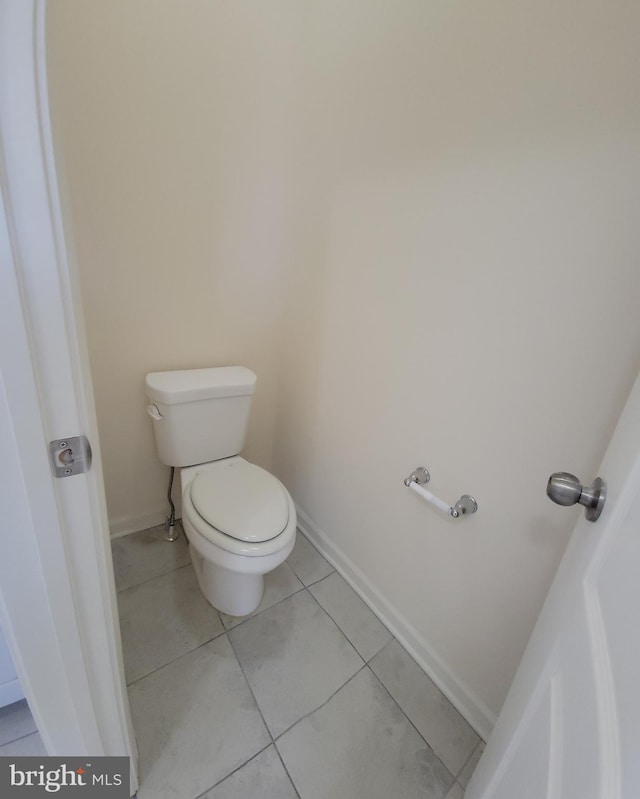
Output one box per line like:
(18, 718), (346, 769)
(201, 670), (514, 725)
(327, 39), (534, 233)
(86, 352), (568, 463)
(145, 366), (297, 617)
(181, 457), (296, 616)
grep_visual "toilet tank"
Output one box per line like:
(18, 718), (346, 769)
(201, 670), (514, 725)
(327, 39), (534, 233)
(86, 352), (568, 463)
(145, 367), (257, 467)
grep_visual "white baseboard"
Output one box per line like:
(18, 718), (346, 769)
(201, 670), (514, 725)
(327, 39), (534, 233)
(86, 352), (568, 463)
(109, 509), (170, 538)
(295, 504), (496, 740)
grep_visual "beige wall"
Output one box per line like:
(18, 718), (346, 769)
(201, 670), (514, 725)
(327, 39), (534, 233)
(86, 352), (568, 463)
(47, 0), (300, 532)
(275, 0), (640, 727)
(48, 0), (640, 730)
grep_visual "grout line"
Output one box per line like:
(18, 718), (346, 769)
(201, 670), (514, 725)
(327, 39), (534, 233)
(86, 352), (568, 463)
(121, 564), (307, 686)
(299, 568), (337, 589)
(125, 626), (227, 688)
(0, 702), (29, 729)
(365, 637), (396, 666)
(221, 632), (304, 796)
(304, 587), (367, 664)
(304, 570), (333, 589)
(193, 741), (274, 798)
(221, 583), (306, 632)
(224, 631), (275, 744)
(0, 729), (41, 750)
(366, 666), (457, 787)
(306, 576), (394, 664)
(208, 630), (303, 798)
(273, 742), (302, 799)
(273, 663), (368, 742)
(116, 559), (193, 595)
(112, 524), (190, 590)
(286, 532), (336, 588)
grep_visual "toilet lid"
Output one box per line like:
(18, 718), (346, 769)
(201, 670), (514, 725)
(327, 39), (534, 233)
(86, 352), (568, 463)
(189, 461), (289, 543)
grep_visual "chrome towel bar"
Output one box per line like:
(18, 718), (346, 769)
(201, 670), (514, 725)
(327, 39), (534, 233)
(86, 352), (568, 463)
(404, 467), (477, 518)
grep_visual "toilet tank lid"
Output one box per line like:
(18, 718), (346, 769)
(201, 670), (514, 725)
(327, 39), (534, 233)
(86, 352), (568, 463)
(145, 367), (257, 405)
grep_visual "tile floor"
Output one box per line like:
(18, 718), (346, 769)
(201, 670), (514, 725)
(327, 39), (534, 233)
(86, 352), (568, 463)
(0, 698), (46, 756)
(114, 525), (484, 799)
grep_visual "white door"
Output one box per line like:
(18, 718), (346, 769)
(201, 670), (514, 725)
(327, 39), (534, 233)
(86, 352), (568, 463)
(0, 0), (137, 789)
(466, 373), (640, 799)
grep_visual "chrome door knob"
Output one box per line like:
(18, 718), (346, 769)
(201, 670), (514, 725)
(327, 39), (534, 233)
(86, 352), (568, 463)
(546, 472), (606, 522)
(546, 472), (583, 506)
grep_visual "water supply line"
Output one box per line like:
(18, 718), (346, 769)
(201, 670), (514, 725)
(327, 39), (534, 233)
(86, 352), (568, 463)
(164, 466), (182, 542)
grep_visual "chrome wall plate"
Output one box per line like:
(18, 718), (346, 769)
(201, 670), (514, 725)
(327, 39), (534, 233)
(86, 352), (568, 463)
(404, 467), (430, 487)
(453, 495), (478, 517)
(49, 436), (92, 477)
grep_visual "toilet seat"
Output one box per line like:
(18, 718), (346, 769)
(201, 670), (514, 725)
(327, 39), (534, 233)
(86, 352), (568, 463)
(182, 458), (295, 558)
(190, 460), (289, 543)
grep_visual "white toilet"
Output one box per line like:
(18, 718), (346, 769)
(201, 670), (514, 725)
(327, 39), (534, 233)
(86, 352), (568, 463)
(145, 366), (296, 616)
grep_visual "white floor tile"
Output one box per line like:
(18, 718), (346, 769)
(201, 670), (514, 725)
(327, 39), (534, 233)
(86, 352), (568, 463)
(286, 533), (334, 586)
(118, 565), (224, 683)
(309, 571), (393, 661)
(278, 668), (454, 799)
(0, 732), (47, 756)
(229, 590), (363, 737)
(130, 635), (270, 799)
(201, 745), (297, 799)
(116, 525), (485, 799)
(0, 700), (37, 746)
(219, 562), (304, 630)
(370, 640), (480, 775)
(112, 526), (190, 592)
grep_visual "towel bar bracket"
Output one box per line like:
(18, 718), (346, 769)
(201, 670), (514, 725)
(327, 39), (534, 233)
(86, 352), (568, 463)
(404, 467), (430, 487)
(453, 495), (478, 517)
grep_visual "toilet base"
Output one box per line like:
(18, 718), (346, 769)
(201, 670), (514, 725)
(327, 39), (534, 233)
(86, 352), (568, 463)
(190, 544), (265, 616)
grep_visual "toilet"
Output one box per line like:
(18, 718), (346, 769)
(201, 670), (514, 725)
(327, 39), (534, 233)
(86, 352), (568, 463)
(145, 366), (296, 616)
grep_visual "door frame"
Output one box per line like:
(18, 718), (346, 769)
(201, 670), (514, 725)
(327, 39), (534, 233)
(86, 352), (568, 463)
(0, 0), (137, 789)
